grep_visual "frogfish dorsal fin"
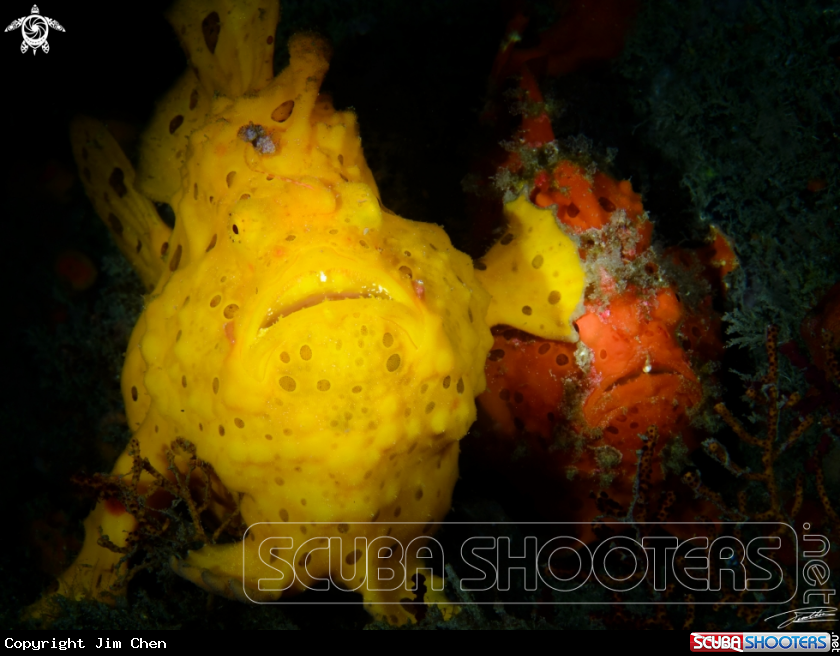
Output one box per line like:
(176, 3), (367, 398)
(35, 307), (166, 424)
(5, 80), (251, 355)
(167, 0), (278, 98)
(135, 68), (212, 203)
(70, 116), (173, 291)
(135, 0), (279, 203)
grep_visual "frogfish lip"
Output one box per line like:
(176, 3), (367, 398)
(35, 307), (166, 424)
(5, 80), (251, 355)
(260, 288), (392, 329)
(600, 366), (681, 394)
(240, 248), (424, 378)
(582, 367), (701, 430)
(255, 246), (417, 328)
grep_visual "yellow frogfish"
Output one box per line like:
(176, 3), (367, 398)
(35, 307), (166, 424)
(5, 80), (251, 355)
(34, 0), (491, 625)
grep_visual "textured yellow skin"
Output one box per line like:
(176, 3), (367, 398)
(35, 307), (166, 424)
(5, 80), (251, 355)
(43, 0), (492, 625)
(476, 194), (585, 341)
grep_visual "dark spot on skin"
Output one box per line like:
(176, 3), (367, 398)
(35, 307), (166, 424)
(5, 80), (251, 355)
(598, 197), (616, 212)
(202, 12), (220, 54)
(169, 244), (182, 271)
(169, 115), (184, 134)
(488, 349), (505, 362)
(189, 89), (199, 110)
(155, 202), (176, 228)
(109, 168), (127, 198)
(271, 100), (294, 123)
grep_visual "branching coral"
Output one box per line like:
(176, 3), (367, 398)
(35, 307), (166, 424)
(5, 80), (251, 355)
(689, 325), (839, 528)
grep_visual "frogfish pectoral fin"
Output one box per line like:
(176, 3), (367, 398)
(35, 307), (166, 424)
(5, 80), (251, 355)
(70, 116), (172, 291)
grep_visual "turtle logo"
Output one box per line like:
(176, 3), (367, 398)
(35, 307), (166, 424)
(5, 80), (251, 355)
(5, 5), (64, 54)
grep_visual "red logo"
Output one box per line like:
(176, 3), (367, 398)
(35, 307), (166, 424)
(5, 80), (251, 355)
(691, 634), (744, 653)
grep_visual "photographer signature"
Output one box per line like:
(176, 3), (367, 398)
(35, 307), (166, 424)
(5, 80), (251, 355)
(764, 607), (837, 629)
